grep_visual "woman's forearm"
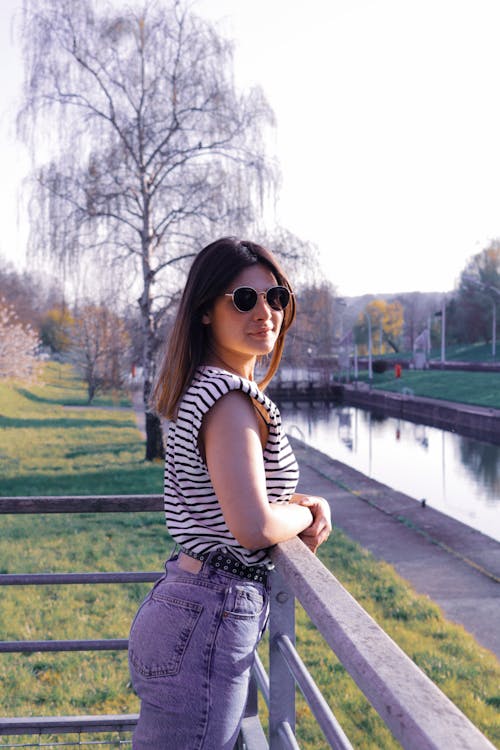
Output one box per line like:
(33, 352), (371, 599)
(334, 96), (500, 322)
(244, 501), (313, 550)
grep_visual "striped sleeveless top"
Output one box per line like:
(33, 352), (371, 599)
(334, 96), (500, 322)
(164, 366), (300, 567)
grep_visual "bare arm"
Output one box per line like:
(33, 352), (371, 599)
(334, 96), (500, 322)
(290, 494), (332, 553)
(200, 390), (313, 550)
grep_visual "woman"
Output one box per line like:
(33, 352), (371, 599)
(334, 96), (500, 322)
(128, 237), (331, 749)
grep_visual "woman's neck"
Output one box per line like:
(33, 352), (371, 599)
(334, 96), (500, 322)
(203, 352), (255, 381)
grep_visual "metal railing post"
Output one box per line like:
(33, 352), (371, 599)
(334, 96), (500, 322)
(269, 569), (298, 750)
(236, 675), (268, 750)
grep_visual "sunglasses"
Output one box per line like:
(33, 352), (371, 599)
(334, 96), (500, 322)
(224, 285), (292, 313)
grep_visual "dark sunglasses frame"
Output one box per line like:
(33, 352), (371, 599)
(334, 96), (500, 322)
(224, 285), (292, 313)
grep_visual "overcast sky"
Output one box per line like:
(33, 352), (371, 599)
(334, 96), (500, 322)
(2, 0), (500, 296)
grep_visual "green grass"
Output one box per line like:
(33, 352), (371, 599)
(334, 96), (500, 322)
(440, 342), (498, 362)
(0, 366), (499, 748)
(0, 362), (163, 496)
(360, 369), (500, 409)
(368, 342), (498, 363)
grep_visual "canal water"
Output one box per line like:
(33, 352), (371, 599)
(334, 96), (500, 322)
(282, 404), (500, 543)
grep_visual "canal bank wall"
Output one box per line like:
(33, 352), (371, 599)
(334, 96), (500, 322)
(339, 384), (500, 444)
(290, 436), (500, 661)
(268, 382), (500, 444)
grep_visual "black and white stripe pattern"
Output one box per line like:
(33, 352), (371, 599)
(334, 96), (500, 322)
(164, 366), (299, 567)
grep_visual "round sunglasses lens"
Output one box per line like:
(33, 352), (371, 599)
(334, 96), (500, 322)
(233, 287), (258, 312)
(267, 286), (290, 310)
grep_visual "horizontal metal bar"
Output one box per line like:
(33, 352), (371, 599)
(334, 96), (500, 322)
(276, 633), (353, 749)
(0, 715), (138, 736)
(0, 639), (128, 653)
(0, 495), (163, 514)
(0, 571), (162, 586)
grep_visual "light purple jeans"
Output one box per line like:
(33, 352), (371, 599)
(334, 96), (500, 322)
(128, 551), (270, 749)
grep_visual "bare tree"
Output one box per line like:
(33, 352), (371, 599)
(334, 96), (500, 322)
(70, 303), (131, 404)
(18, 0), (277, 458)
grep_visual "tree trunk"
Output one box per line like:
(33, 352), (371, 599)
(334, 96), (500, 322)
(144, 409), (165, 461)
(140, 308), (165, 460)
(139, 185), (165, 461)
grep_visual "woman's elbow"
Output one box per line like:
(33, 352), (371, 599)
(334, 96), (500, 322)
(229, 517), (274, 551)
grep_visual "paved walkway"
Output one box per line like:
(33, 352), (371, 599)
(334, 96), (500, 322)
(291, 437), (500, 661)
(130, 388), (146, 439)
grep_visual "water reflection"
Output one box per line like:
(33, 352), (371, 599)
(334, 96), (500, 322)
(459, 438), (500, 502)
(284, 404), (500, 542)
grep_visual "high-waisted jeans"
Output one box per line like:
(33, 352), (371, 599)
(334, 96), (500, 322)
(128, 550), (270, 749)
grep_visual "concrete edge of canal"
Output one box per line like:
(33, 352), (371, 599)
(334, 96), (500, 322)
(289, 436), (500, 662)
(339, 384), (500, 444)
(268, 381), (500, 444)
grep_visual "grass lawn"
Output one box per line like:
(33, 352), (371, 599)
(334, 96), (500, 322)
(367, 342), (498, 363)
(436, 342), (498, 363)
(0, 365), (499, 748)
(360, 369), (500, 409)
(0, 362), (164, 496)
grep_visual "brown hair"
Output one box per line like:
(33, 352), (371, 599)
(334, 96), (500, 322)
(153, 237), (296, 419)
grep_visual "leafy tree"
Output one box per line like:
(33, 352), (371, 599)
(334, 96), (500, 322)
(0, 297), (41, 381)
(355, 299), (404, 354)
(382, 300), (404, 352)
(70, 304), (131, 404)
(40, 307), (74, 354)
(18, 0), (277, 458)
(451, 241), (500, 346)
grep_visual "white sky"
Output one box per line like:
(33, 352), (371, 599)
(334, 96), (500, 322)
(2, 0), (500, 296)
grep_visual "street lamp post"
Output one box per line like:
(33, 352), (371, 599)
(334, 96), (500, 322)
(364, 312), (373, 381)
(493, 304), (497, 359)
(440, 297), (446, 365)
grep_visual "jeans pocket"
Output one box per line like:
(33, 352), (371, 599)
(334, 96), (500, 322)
(224, 584), (266, 620)
(129, 592), (202, 678)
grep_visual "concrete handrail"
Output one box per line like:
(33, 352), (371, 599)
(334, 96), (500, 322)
(270, 537), (495, 750)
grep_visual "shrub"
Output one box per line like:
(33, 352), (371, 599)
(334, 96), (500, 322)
(372, 359), (388, 374)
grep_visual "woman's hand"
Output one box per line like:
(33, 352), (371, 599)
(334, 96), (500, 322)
(291, 494), (332, 553)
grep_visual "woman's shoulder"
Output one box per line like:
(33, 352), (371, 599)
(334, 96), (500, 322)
(190, 366), (277, 416)
(191, 366), (243, 396)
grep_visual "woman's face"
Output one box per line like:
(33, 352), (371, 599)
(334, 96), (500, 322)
(202, 264), (284, 376)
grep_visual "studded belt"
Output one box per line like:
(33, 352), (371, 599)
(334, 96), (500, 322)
(179, 547), (270, 584)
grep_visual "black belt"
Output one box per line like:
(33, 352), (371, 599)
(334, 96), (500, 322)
(179, 547), (270, 584)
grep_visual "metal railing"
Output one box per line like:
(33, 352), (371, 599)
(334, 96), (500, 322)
(0, 495), (496, 750)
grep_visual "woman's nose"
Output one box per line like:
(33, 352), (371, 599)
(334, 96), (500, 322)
(253, 293), (273, 318)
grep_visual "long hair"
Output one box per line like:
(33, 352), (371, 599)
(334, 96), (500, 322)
(153, 237), (296, 419)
